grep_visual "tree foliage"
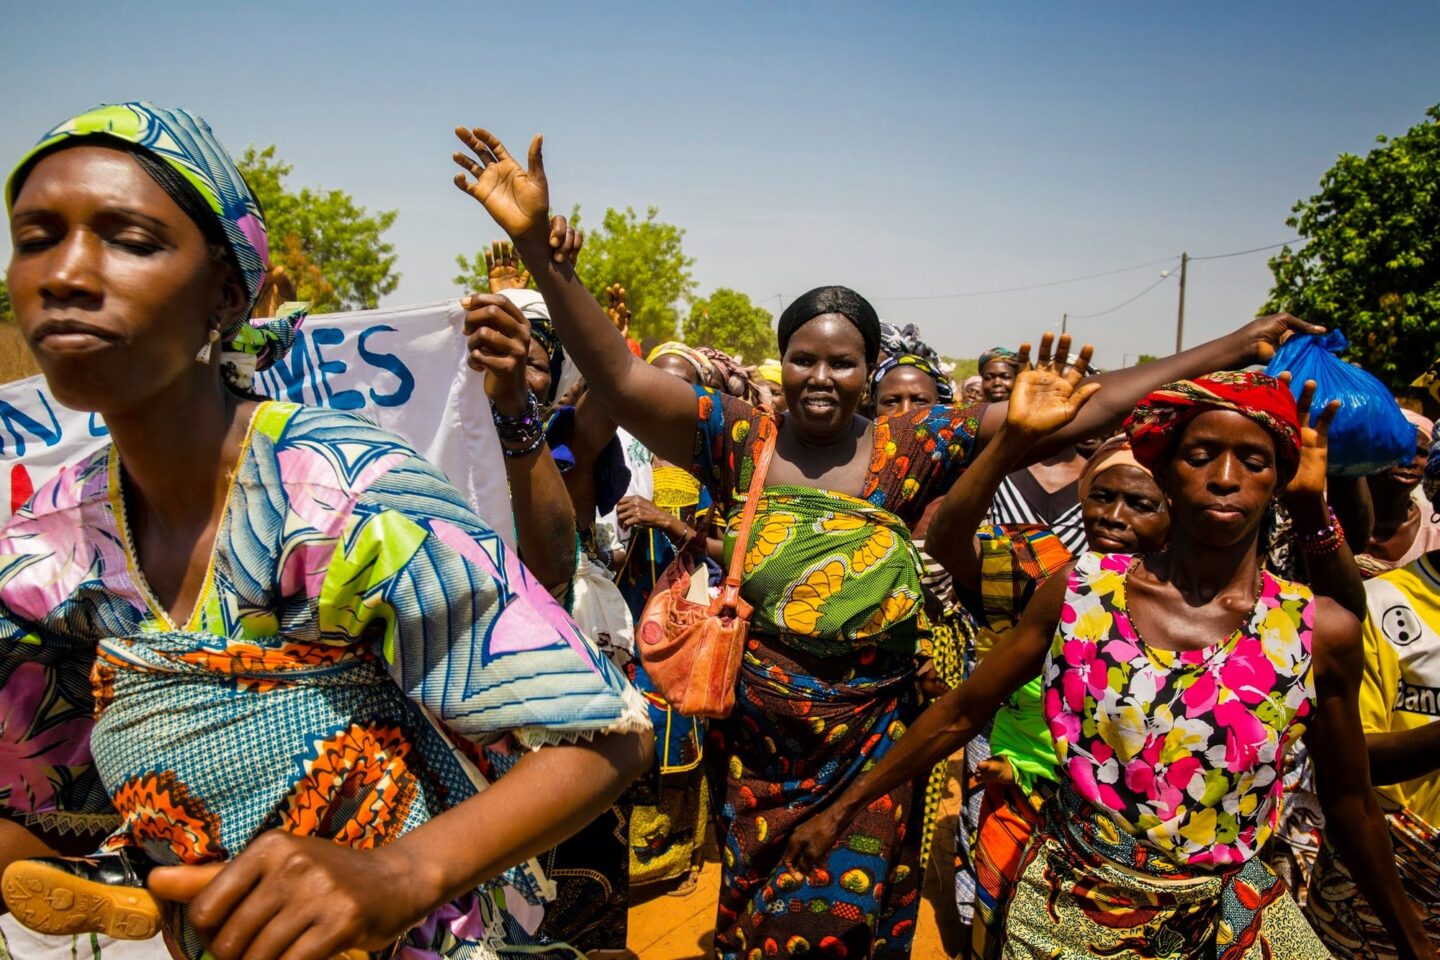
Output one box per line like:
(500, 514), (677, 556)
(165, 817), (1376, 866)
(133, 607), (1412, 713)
(683, 289), (775, 363)
(237, 146), (399, 313)
(0, 277), (12, 324)
(573, 206), (696, 342)
(1263, 104), (1440, 390)
(453, 205), (695, 340)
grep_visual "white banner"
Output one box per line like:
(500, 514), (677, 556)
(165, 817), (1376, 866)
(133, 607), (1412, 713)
(0, 300), (513, 540)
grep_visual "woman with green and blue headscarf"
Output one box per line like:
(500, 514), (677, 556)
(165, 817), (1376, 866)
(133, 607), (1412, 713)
(0, 101), (652, 960)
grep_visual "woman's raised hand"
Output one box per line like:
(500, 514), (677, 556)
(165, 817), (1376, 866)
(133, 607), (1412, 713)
(484, 240), (531, 292)
(605, 284), (631, 334)
(1281, 375), (1340, 503)
(1233, 312), (1326, 365)
(1003, 332), (1101, 438)
(453, 127), (550, 241)
(462, 293), (533, 416)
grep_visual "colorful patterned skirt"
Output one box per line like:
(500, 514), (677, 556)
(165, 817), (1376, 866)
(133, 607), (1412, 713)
(708, 635), (923, 959)
(1000, 784), (1327, 960)
(1304, 803), (1440, 959)
(969, 780), (1047, 960)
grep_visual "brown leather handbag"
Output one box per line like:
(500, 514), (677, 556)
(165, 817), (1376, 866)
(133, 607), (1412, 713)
(634, 412), (778, 718)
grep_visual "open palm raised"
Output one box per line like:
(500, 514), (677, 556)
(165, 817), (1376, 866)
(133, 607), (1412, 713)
(1003, 332), (1102, 438)
(453, 127), (550, 239)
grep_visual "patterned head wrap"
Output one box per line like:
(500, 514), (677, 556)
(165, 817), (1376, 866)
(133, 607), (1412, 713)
(6, 101), (304, 390)
(646, 341), (717, 385)
(696, 346), (761, 404)
(497, 289), (564, 405)
(978, 346), (1021, 372)
(1124, 371), (1302, 482)
(870, 354), (954, 404)
(878, 321), (941, 366)
(1424, 425), (1440, 511)
(1078, 436), (1150, 501)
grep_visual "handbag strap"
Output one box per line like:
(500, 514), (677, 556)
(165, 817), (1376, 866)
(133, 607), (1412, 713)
(720, 408), (779, 608)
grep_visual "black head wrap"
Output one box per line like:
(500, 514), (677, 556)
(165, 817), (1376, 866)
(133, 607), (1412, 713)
(777, 286), (881, 365)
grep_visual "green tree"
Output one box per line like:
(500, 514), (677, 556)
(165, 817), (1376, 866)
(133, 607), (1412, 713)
(574, 206), (695, 341)
(683, 289), (775, 362)
(237, 145), (399, 313)
(1262, 104), (1440, 390)
(0, 277), (12, 323)
(1137, 354), (1158, 365)
(453, 204), (694, 339)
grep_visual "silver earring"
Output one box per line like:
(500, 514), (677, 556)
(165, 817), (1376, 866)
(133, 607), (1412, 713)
(195, 326), (221, 365)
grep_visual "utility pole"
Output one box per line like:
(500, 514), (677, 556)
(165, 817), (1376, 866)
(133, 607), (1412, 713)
(1174, 252), (1188, 354)
(1061, 313), (1068, 335)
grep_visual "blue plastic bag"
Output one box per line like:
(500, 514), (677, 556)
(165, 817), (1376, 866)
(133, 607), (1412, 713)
(1264, 330), (1414, 477)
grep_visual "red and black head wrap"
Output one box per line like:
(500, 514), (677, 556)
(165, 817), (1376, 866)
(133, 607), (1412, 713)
(1124, 371), (1302, 483)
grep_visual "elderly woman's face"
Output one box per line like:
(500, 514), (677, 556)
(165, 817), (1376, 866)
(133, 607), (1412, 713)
(7, 145), (243, 415)
(1161, 410), (1280, 547)
(1083, 465), (1170, 554)
(962, 380), (985, 404)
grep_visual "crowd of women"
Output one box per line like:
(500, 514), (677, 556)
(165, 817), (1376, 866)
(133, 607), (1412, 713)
(0, 100), (1437, 960)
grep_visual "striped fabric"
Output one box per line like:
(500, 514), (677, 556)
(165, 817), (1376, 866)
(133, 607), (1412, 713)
(987, 474), (1086, 555)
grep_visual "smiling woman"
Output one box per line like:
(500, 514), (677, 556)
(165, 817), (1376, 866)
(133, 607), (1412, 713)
(0, 101), (652, 960)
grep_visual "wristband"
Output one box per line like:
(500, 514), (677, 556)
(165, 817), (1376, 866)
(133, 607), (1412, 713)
(493, 391), (545, 456)
(1296, 506), (1344, 556)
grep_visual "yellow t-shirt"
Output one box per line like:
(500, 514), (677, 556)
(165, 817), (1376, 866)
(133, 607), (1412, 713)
(1358, 554), (1440, 824)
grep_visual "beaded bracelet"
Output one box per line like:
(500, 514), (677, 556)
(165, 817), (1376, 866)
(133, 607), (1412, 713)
(1296, 506), (1345, 556)
(493, 392), (546, 458)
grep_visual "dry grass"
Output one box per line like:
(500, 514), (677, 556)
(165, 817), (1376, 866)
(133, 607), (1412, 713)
(0, 324), (40, 385)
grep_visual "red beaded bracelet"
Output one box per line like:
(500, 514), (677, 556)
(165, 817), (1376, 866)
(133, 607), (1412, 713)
(1296, 506), (1345, 556)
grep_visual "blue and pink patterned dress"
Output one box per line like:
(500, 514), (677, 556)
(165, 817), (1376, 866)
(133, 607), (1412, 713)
(0, 401), (649, 959)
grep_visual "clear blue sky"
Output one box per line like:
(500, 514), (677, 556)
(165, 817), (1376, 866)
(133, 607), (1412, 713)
(3, 1), (1437, 365)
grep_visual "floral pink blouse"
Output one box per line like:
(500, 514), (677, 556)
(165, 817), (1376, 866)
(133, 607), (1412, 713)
(1042, 552), (1316, 868)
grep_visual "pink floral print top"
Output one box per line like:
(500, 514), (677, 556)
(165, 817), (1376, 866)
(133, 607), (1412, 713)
(1042, 552), (1316, 867)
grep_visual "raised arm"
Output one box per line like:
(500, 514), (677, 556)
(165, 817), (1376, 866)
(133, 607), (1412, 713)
(782, 565), (1072, 868)
(981, 313), (1327, 463)
(452, 128), (698, 465)
(1306, 599), (1437, 960)
(1280, 379), (1368, 620)
(926, 335), (1099, 591)
(462, 293), (576, 594)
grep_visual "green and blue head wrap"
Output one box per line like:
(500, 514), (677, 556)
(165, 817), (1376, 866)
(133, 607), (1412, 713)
(6, 101), (306, 390)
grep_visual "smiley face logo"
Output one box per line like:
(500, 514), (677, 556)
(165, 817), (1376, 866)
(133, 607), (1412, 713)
(1381, 605), (1424, 647)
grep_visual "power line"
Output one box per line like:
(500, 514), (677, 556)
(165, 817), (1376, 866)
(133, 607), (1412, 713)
(861, 238), (1303, 304)
(1189, 239), (1301, 261)
(866, 254), (1180, 302)
(1065, 270), (1176, 320)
